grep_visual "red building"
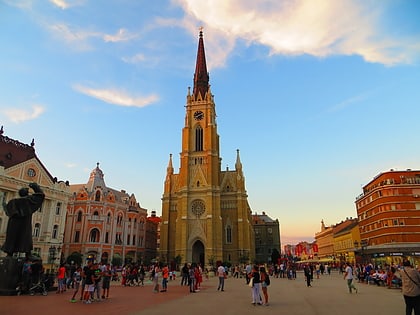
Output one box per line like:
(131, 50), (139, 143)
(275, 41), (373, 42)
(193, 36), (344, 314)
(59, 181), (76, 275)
(63, 163), (151, 265)
(355, 169), (420, 266)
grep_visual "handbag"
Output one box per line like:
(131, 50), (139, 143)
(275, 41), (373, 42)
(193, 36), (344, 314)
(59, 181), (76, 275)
(248, 277), (254, 287)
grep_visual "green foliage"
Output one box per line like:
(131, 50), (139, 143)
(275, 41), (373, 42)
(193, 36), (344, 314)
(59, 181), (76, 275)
(66, 252), (82, 266)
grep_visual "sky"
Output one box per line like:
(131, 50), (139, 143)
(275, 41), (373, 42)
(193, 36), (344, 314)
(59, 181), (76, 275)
(1, 0), (420, 245)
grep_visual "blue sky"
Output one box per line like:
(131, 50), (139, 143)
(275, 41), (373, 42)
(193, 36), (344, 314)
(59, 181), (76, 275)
(1, 0), (420, 244)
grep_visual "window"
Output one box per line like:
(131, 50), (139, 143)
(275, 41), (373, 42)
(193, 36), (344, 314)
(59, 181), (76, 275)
(74, 231), (80, 243)
(89, 228), (100, 242)
(55, 202), (61, 215)
(52, 225), (58, 239)
(33, 223), (41, 237)
(105, 232), (109, 243)
(77, 211), (83, 222)
(132, 235), (136, 245)
(139, 236), (144, 247)
(107, 213), (111, 224)
(95, 190), (101, 201)
(195, 125), (203, 151)
(226, 225), (232, 243)
(93, 211), (99, 220)
(127, 234), (130, 245)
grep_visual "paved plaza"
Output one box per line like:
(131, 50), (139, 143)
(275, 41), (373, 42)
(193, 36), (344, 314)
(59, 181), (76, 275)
(0, 271), (404, 315)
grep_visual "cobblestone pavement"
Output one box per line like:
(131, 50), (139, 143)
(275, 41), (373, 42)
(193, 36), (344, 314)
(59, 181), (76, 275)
(0, 272), (404, 315)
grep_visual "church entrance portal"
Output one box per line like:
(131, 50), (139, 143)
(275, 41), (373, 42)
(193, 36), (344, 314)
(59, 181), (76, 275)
(192, 240), (205, 266)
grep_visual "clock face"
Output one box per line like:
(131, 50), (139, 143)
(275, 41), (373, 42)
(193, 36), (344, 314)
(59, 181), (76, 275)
(194, 111), (204, 121)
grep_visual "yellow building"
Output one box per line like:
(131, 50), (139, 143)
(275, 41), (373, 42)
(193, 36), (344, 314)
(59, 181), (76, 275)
(315, 220), (334, 259)
(333, 218), (360, 264)
(159, 31), (255, 266)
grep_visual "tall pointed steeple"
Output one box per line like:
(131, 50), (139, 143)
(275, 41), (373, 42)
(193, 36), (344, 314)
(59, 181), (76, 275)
(193, 29), (209, 99)
(235, 149), (243, 172)
(166, 153), (174, 175)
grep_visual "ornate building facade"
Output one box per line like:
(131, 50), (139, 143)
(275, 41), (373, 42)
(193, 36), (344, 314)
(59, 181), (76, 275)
(0, 127), (71, 271)
(159, 31), (255, 266)
(63, 163), (151, 265)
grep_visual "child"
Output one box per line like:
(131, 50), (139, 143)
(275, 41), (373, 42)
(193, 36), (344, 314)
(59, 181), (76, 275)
(70, 266), (82, 302)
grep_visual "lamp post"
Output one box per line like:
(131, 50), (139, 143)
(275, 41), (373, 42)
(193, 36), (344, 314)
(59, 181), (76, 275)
(354, 240), (368, 265)
(48, 245), (61, 272)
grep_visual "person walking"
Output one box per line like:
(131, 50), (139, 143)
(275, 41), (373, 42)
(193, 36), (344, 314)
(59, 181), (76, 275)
(70, 266), (82, 303)
(217, 264), (226, 291)
(343, 262), (358, 294)
(56, 263), (66, 294)
(101, 263), (112, 299)
(188, 264), (196, 293)
(400, 260), (420, 315)
(304, 264), (312, 287)
(181, 263), (189, 286)
(161, 264), (169, 292)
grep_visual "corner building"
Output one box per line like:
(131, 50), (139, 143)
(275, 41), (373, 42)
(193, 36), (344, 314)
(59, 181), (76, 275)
(356, 169), (420, 266)
(160, 31), (255, 266)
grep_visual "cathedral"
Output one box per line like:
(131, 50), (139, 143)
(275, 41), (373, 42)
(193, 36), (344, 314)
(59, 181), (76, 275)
(159, 31), (255, 267)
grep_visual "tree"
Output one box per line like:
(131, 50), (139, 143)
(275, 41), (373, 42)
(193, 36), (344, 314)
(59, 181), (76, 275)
(66, 252), (82, 266)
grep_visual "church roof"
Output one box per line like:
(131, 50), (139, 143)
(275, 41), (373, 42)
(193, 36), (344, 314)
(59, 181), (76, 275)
(0, 126), (55, 182)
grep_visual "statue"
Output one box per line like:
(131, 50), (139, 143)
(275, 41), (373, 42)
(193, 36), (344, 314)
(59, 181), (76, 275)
(1, 182), (45, 258)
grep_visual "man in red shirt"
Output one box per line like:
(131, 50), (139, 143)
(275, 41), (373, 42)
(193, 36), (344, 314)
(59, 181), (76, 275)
(161, 264), (169, 292)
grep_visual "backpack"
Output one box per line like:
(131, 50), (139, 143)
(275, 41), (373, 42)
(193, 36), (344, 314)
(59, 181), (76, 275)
(265, 274), (270, 286)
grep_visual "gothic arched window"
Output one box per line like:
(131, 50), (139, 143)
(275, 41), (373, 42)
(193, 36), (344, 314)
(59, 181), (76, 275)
(226, 225), (232, 244)
(195, 125), (203, 151)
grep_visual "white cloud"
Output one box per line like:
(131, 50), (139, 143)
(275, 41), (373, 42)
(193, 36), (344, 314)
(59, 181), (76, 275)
(48, 24), (139, 50)
(73, 84), (159, 108)
(50, 0), (69, 9)
(2, 105), (45, 123)
(49, 0), (84, 9)
(48, 23), (100, 50)
(173, 0), (420, 66)
(122, 53), (146, 64)
(103, 28), (138, 42)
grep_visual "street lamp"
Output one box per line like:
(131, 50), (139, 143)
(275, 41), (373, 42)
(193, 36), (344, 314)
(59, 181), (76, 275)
(48, 245), (61, 271)
(354, 240), (368, 264)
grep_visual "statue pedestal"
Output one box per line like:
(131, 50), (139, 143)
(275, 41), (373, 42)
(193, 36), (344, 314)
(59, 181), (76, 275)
(0, 256), (22, 295)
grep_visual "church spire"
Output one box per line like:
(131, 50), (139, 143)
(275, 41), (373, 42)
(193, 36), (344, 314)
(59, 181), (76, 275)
(166, 153), (174, 175)
(235, 149), (243, 172)
(193, 28), (209, 99)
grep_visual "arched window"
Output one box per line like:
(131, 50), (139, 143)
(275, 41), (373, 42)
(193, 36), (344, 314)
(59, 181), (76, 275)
(52, 225), (59, 239)
(226, 225), (232, 244)
(107, 213), (111, 224)
(195, 125), (203, 151)
(89, 228), (100, 242)
(33, 223), (41, 237)
(95, 190), (101, 201)
(93, 211), (99, 220)
(77, 211), (82, 222)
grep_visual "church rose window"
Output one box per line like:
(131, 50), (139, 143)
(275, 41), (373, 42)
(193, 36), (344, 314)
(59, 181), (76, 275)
(191, 200), (206, 217)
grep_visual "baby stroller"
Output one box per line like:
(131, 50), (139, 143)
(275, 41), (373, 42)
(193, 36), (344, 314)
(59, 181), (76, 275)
(29, 276), (48, 296)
